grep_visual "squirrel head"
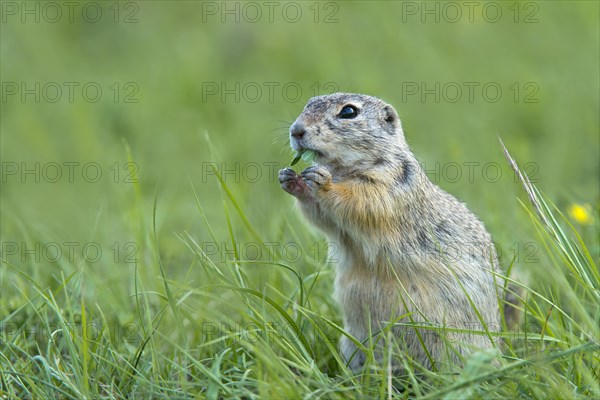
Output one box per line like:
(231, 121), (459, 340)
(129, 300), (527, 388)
(289, 93), (409, 172)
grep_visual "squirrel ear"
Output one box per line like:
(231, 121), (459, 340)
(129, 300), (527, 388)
(383, 105), (398, 124)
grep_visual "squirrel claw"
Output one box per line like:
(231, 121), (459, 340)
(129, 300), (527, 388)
(301, 166), (332, 190)
(279, 168), (311, 199)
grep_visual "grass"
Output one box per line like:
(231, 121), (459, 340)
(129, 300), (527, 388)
(1, 143), (598, 398)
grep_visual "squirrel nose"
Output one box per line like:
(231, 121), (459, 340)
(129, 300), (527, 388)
(290, 122), (306, 139)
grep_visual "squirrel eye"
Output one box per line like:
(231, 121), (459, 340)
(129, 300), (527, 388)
(338, 105), (358, 119)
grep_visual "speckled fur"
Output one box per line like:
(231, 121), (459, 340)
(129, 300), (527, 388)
(279, 93), (503, 372)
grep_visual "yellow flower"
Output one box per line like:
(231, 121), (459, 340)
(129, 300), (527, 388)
(568, 203), (593, 225)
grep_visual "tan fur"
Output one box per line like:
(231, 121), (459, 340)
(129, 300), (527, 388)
(279, 93), (504, 372)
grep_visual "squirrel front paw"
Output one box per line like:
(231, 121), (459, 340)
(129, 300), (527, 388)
(301, 166), (332, 192)
(279, 167), (312, 200)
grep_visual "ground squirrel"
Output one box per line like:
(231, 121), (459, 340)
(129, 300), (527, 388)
(279, 93), (506, 372)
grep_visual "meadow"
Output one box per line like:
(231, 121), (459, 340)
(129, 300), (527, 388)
(1, 1), (599, 398)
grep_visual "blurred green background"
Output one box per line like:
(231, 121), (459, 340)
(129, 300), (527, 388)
(1, 1), (599, 310)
